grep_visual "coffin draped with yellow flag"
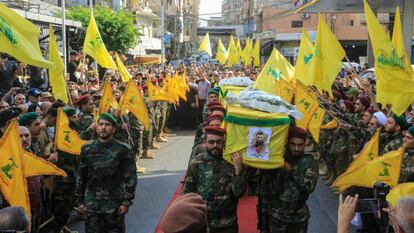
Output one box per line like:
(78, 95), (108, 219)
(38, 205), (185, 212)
(223, 105), (290, 169)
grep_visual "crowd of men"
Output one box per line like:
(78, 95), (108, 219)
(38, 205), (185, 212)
(1, 48), (414, 233)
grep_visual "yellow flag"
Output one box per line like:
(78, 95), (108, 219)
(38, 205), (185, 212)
(0, 3), (52, 68)
(173, 71), (187, 101)
(308, 107), (326, 143)
(98, 79), (118, 114)
(386, 183), (414, 206)
(83, 14), (117, 69)
(55, 108), (89, 155)
(294, 81), (319, 130)
(295, 30), (314, 86)
(364, 0), (414, 115)
(119, 80), (150, 129)
(310, 15), (345, 96)
(48, 25), (69, 103)
(321, 119), (339, 129)
(216, 38), (229, 65)
(254, 48), (295, 96)
(277, 78), (295, 103)
(180, 70), (190, 92)
(115, 53), (131, 82)
(0, 120), (66, 219)
(227, 35), (240, 67)
(252, 39), (261, 67)
(198, 33), (212, 56)
(332, 147), (404, 192)
(241, 37), (252, 67)
(236, 39), (242, 57)
(333, 129), (380, 190)
(148, 81), (169, 101)
(164, 75), (179, 103)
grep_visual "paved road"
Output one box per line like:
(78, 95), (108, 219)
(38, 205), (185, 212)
(68, 130), (356, 233)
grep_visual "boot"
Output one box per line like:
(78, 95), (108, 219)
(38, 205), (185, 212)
(163, 127), (172, 134)
(150, 142), (160, 149)
(136, 166), (146, 173)
(141, 150), (154, 159)
(161, 132), (169, 138)
(319, 163), (329, 176)
(156, 135), (168, 142)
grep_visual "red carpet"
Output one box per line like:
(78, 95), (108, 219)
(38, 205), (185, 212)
(155, 178), (259, 233)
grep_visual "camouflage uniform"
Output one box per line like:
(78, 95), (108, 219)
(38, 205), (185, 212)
(129, 113), (144, 160)
(143, 97), (154, 151)
(156, 101), (169, 136)
(202, 103), (209, 122)
(78, 111), (95, 140)
(189, 143), (206, 161)
(75, 138), (137, 233)
(399, 150), (414, 183)
(182, 152), (247, 233)
(193, 122), (206, 147)
(114, 115), (131, 144)
(257, 151), (318, 233)
(380, 132), (404, 155)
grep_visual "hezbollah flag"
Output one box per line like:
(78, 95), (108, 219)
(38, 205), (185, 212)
(0, 3), (52, 68)
(321, 119), (339, 129)
(173, 71), (187, 101)
(83, 14), (117, 69)
(198, 33), (212, 56)
(386, 183), (414, 206)
(119, 80), (150, 129)
(308, 107), (326, 144)
(278, 78), (295, 103)
(0, 120), (66, 218)
(333, 147), (404, 192)
(252, 38), (261, 67)
(254, 48), (295, 96)
(241, 37), (252, 67)
(164, 75), (179, 103)
(227, 35), (240, 67)
(363, 1), (414, 115)
(216, 38), (229, 65)
(48, 25), (69, 104)
(98, 79), (119, 114)
(223, 105), (290, 169)
(294, 81), (319, 130)
(148, 81), (169, 101)
(294, 30), (314, 86)
(115, 53), (131, 82)
(56, 108), (89, 155)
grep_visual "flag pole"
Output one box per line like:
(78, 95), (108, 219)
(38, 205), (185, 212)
(61, 0), (67, 74)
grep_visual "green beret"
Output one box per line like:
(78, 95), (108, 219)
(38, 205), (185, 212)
(408, 126), (414, 137)
(392, 113), (409, 130)
(63, 107), (76, 117)
(208, 88), (219, 95)
(19, 112), (40, 126)
(346, 88), (359, 96)
(98, 113), (117, 126)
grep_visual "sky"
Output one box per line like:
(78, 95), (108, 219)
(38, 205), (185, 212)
(199, 0), (222, 26)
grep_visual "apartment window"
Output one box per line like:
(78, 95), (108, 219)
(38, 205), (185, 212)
(350, 20), (354, 26)
(292, 20), (303, 28)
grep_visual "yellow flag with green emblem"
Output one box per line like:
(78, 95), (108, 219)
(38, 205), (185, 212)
(386, 183), (414, 206)
(308, 107), (326, 143)
(115, 53), (131, 82)
(148, 81), (169, 101)
(198, 33), (212, 56)
(236, 38), (242, 57)
(223, 105), (289, 169)
(0, 2), (52, 68)
(83, 14), (117, 69)
(332, 147), (404, 192)
(321, 118), (339, 129)
(252, 39), (261, 67)
(119, 80), (150, 129)
(295, 30), (314, 86)
(294, 81), (319, 130)
(254, 48), (295, 96)
(241, 37), (252, 67)
(55, 108), (89, 155)
(48, 25), (69, 104)
(216, 38), (228, 65)
(98, 79), (118, 114)
(277, 78), (295, 103)
(227, 35), (240, 67)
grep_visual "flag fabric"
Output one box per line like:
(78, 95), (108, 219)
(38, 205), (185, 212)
(309, 15), (345, 96)
(227, 35), (240, 67)
(321, 119), (339, 129)
(98, 79), (118, 114)
(386, 183), (414, 206)
(333, 129), (380, 190)
(23, 151), (66, 177)
(278, 78), (295, 103)
(252, 39), (261, 67)
(198, 33), (212, 56)
(115, 53), (131, 82)
(236, 39), (242, 57)
(241, 37), (252, 67)
(119, 80), (150, 129)
(253, 48), (295, 96)
(216, 38), (229, 65)
(295, 30), (315, 86)
(48, 25), (69, 104)
(55, 108), (89, 155)
(294, 81), (319, 130)
(148, 81), (169, 101)
(83, 14), (117, 69)
(308, 107), (326, 143)
(164, 76), (179, 104)
(363, 0), (414, 115)
(332, 147), (404, 192)
(0, 3), (52, 68)
(173, 71), (187, 101)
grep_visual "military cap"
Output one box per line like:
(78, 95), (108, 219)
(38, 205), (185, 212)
(204, 126), (226, 137)
(63, 107), (76, 117)
(288, 126), (307, 140)
(19, 112), (40, 126)
(346, 88), (359, 96)
(208, 88), (219, 95)
(208, 105), (226, 114)
(366, 108), (376, 115)
(343, 100), (354, 112)
(28, 88), (42, 97)
(76, 95), (90, 106)
(206, 113), (224, 125)
(392, 113), (409, 130)
(207, 101), (221, 109)
(99, 113), (117, 126)
(358, 96), (370, 109)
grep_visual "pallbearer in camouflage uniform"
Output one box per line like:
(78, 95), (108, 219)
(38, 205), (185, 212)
(257, 127), (318, 233)
(399, 126), (414, 183)
(77, 95), (96, 140)
(182, 126), (246, 233)
(75, 113), (137, 233)
(380, 114), (407, 154)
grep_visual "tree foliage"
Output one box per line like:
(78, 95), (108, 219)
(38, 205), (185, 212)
(66, 6), (141, 53)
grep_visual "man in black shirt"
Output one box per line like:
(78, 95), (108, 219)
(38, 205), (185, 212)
(68, 51), (80, 83)
(0, 53), (19, 96)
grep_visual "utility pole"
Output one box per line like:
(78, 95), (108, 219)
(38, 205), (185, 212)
(161, 0), (165, 69)
(61, 0), (67, 74)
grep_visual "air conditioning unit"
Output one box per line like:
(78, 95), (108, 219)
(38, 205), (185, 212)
(301, 13), (310, 19)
